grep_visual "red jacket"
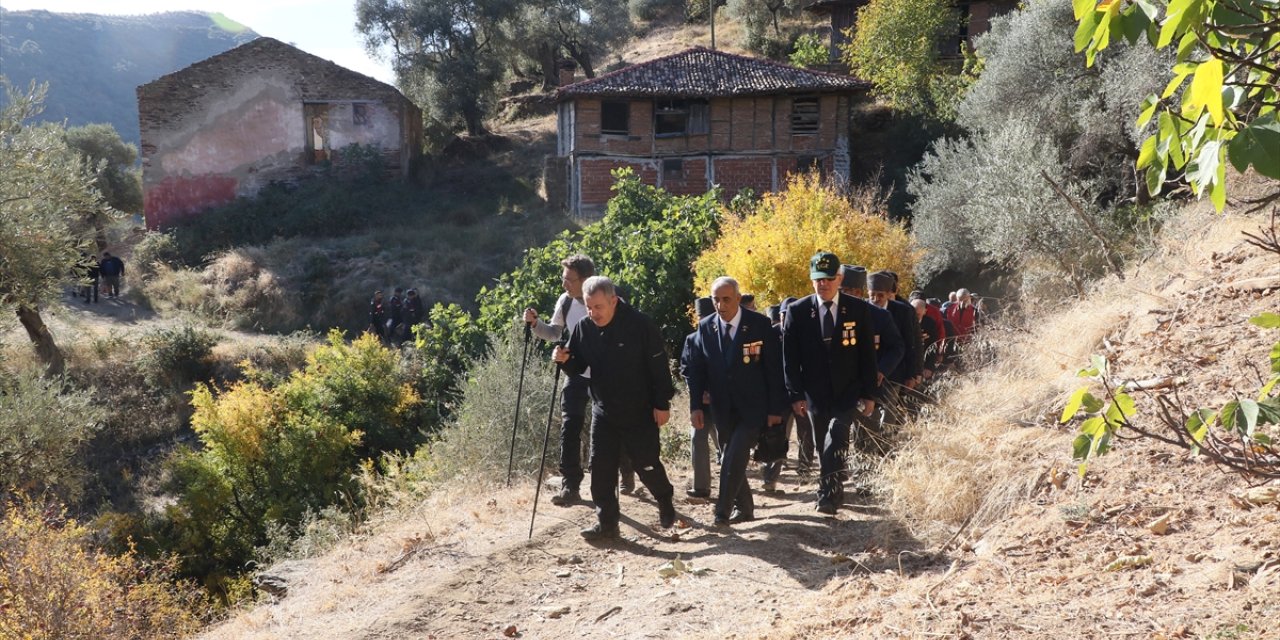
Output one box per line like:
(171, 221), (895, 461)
(946, 304), (978, 339)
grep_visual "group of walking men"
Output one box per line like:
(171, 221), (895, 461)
(527, 251), (980, 541)
(368, 287), (427, 345)
(72, 251), (125, 303)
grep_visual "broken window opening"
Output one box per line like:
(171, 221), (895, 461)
(791, 97), (820, 135)
(663, 158), (684, 180)
(304, 103), (331, 164)
(655, 99), (709, 137)
(601, 101), (629, 136)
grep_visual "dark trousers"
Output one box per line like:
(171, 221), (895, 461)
(589, 415), (674, 527)
(80, 280), (98, 303)
(559, 375), (589, 490)
(794, 411), (816, 470)
(761, 409), (791, 483)
(102, 275), (120, 297)
(715, 409), (762, 519)
(809, 408), (857, 502)
(690, 403), (719, 494)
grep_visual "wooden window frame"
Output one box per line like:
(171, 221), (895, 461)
(654, 99), (709, 137)
(601, 100), (630, 136)
(791, 97), (820, 135)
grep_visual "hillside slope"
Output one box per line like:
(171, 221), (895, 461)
(198, 197), (1279, 639)
(0, 9), (256, 145)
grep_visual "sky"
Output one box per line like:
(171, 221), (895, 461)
(1, 0), (396, 84)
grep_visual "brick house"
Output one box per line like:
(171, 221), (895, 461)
(547, 47), (868, 218)
(805, 0), (1018, 63)
(137, 37), (422, 229)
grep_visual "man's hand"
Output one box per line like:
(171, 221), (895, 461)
(860, 399), (876, 417)
(905, 377), (919, 390)
(523, 308), (538, 325)
(552, 345), (570, 364)
(791, 400), (807, 417)
(691, 409), (705, 430)
(877, 371), (885, 386)
(654, 408), (670, 427)
(767, 414), (782, 426)
(701, 391), (712, 405)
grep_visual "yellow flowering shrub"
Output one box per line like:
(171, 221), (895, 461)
(694, 174), (921, 306)
(0, 497), (205, 639)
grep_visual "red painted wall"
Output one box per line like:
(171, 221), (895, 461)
(143, 175), (239, 229)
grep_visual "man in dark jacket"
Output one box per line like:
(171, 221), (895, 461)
(403, 289), (425, 339)
(684, 277), (786, 525)
(679, 297), (720, 500)
(553, 276), (678, 540)
(368, 290), (388, 342)
(387, 288), (405, 341)
(869, 271), (924, 425)
(782, 252), (879, 515)
(99, 252), (124, 298)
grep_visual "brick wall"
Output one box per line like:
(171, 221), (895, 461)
(137, 37), (422, 229)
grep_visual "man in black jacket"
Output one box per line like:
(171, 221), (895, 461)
(684, 277), (786, 525)
(868, 271), (924, 424)
(553, 276), (677, 540)
(782, 252), (879, 515)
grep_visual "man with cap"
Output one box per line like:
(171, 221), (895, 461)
(553, 276), (679, 539)
(782, 252), (879, 515)
(684, 277), (786, 525)
(868, 271), (924, 423)
(840, 266), (904, 392)
(679, 296), (721, 499)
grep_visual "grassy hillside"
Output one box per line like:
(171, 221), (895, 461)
(0, 9), (256, 145)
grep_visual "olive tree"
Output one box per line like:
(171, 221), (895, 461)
(0, 81), (106, 374)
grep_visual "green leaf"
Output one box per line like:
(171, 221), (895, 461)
(1210, 173), (1226, 212)
(1075, 4), (1101, 53)
(1137, 135), (1158, 169)
(1062, 387), (1090, 423)
(1221, 400), (1239, 431)
(1105, 392), (1137, 427)
(1259, 375), (1279, 400)
(1072, 433), (1093, 461)
(1120, 7), (1150, 45)
(1271, 342), (1280, 374)
(1187, 58), (1226, 125)
(1250, 312), (1280, 329)
(1254, 433), (1273, 446)
(1081, 415), (1108, 438)
(1158, 0), (1197, 48)
(1187, 140), (1223, 193)
(1228, 114), (1280, 180)
(1072, 0), (1096, 20)
(1082, 392), (1105, 414)
(1137, 95), (1160, 127)
(1186, 408), (1214, 444)
(1240, 399), (1260, 436)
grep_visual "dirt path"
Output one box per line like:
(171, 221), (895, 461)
(201, 461), (936, 640)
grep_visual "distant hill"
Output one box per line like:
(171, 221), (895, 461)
(0, 9), (257, 146)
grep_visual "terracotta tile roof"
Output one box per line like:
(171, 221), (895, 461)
(556, 47), (868, 100)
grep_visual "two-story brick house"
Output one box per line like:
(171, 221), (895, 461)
(546, 47), (868, 218)
(137, 37), (422, 229)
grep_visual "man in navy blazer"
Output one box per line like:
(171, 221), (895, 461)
(684, 277), (786, 525)
(782, 251), (880, 515)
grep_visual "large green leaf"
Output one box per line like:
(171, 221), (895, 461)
(1072, 433), (1093, 461)
(1105, 392), (1137, 427)
(1062, 386), (1090, 423)
(1250, 312), (1280, 329)
(1239, 399), (1260, 436)
(1185, 408), (1215, 445)
(1187, 140), (1223, 192)
(1228, 114), (1280, 179)
(1158, 0), (1200, 48)
(1187, 58), (1225, 125)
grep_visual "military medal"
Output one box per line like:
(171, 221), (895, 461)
(743, 355), (751, 363)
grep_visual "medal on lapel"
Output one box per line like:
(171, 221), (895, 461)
(841, 321), (857, 346)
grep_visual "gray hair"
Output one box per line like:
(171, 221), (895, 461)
(957, 288), (972, 300)
(582, 275), (616, 298)
(709, 276), (740, 295)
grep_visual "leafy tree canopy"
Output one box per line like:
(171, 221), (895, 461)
(1074, 0), (1280, 210)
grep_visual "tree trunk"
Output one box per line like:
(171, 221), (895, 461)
(16, 304), (65, 376)
(463, 107), (489, 137)
(538, 42), (559, 90)
(568, 47), (595, 79)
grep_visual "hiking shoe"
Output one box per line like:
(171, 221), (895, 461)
(712, 514), (730, 527)
(580, 522), (620, 541)
(760, 481), (778, 494)
(816, 500), (837, 515)
(729, 509), (755, 523)
(550, 486), (580, 506)
(658, 496), (677, 528)
(620, 477), (636, 495)
(685, 489), (710, 499)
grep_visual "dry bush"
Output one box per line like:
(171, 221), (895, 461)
(0, 496), (206, 639)
(201, 249), (302, 333)
(882, 285), (1130, 539)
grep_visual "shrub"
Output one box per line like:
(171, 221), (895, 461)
(407, 303), (490, 430)
(478, 168), (722, 352)
(137, 325), (219, 390)
(693, 173), (919, 305)
(130, 231), (181, 279)
(200, 248), (302, 333)
(0, 497), (205, 639)
(629, 0), (680, 21)
(163, 332), (419, 593)
(789, 32), (828, 68)
(0, 372), (104, 500)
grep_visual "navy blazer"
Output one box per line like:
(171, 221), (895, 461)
(683, 307), (787, 428)
(782, 292), (879, 415)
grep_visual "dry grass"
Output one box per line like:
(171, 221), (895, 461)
(881, 201), (1265, 542)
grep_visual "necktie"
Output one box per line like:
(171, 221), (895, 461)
(822, 301), (834, 342)
(722, 321), (734, 364)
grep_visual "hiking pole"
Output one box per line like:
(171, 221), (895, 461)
(529, 360), (562, 540)
(506, 322), (533, 487)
